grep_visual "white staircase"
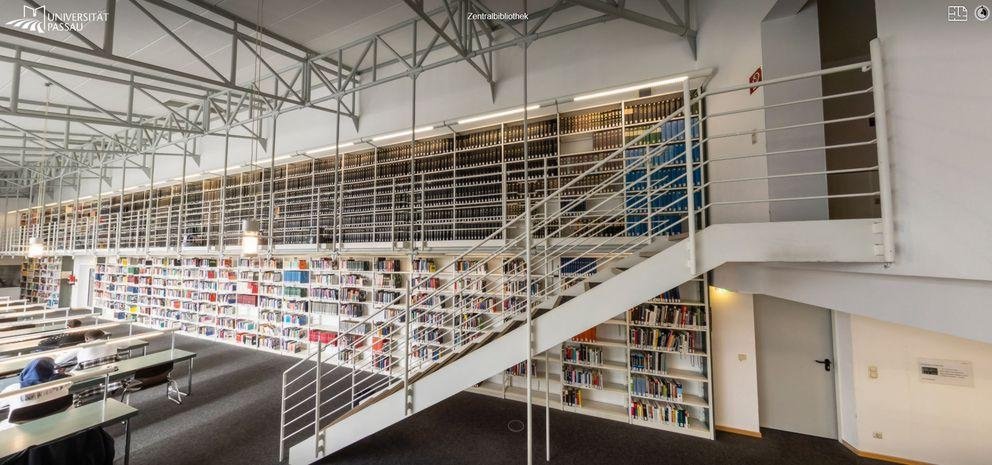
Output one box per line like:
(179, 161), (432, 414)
(278, 44), (891, 465)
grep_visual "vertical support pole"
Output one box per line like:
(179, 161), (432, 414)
(219, 130), (230, 255)
(1, 198), (6, 254)
(92, 166), (100, 252)
(405, 21), (418, 416)
(279, 371), (287, 462)
(144, 152), (156, 253)
(314, 340), (323, 457)
(103, 0), (116, 55)
(682, 80), (696, 275)
(10, 49), (20, 113)
(869, 39), (894, 263)
(409, 21), (418, 248)
(404, 247), (413, 415)
(268, 115), (278, 254)
(524, 195), (533, 465)
(334, 49), (344, 251)
(71, 166), (81, 252)
(177, 143), (188, 255)
(115, 161), (126, 253)
(55, 171), (63, 252)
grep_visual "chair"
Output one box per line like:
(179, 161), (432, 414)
(8, 395), (72, 424)
(121, 362), (186, 405)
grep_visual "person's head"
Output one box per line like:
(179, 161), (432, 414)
(66, 319), (82, 329)
(83, 329), (107, 342)
(19, 357), (58, 387)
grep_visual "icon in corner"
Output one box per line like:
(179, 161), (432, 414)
(976, 5), (990, 21)
(948, 5), (969, 21)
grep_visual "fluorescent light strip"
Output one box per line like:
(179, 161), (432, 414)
(305, 141), (354, 155)
(371, 126), (434, 142)
(457, 105), (540, 125)
(573, 76), (689, 101)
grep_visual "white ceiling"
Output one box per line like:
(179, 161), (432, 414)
(0, 0), (418, 140)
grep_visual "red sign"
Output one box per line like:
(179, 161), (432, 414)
(749, 67), (762, 94)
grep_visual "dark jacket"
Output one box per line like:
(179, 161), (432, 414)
(37, 332), (85, 348)
(0, 427), (115, 465)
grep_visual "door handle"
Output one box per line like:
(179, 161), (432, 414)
(815, 358), (832, 372)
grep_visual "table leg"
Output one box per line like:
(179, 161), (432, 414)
(187, 358), (193, 395)
(124, 418), (132, 465)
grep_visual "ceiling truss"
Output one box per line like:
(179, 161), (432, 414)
(0, 0), (697, 201)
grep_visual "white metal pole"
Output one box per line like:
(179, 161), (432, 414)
(869, 39), (894, 263)
(524, 195), (533, 465)
(682, 80), (696, 275)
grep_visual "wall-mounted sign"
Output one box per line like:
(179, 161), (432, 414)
(749, 67), (762, 94)
(918, 358), (973, 387)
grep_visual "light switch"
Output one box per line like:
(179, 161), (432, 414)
(738, 353), (747, 362)
(869, 366), (878, 379)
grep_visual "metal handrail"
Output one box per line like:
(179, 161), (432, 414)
(277, 87), (705, 460)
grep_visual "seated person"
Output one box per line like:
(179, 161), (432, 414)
(37, 319), (85, 348)
(54, 330), (132, 406)
(0, 357), (71, 430)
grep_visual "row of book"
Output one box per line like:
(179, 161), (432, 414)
(629, 304), (706, 327)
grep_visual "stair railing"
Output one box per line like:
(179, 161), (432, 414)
(278, 78), (705, 460)
(281, 48), (894, 461)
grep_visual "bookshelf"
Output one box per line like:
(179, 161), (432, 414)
(20, 87), (701, 253)
(20, 256), (62, 308)
(94, 253), (520, 367)
(468, 274), (714, 439)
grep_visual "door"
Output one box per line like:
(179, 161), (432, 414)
(754, 295), (837, 438)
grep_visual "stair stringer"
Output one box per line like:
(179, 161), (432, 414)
(291, 219), (882, 464)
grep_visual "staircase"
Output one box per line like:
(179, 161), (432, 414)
(278, 42), (892, 464)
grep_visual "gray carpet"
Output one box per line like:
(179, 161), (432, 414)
(105, 331), (299, 465)
(106, 332), (888, 465)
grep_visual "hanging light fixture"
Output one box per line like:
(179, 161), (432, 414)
(27, 236), (44, 258)
(240, 0), (264, 256)
(28, 82), (53, 259)
(241, 219), (260, 255)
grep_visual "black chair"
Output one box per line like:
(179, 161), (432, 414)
(8, 395), (72, 424)
(121, 362), (185, 405)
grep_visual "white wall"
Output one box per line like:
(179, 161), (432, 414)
(718, 263), (992, 464)
(709, 286), (761, 433)
(70, 255), (96, 307)
(855, 0), (992, 281)
(697, 0), (773, 224)
(760, 2), (829, 221)
(836, 314), (992, 465)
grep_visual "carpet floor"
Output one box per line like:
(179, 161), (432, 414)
(107, 334), (888, 465)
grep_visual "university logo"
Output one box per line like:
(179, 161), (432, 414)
(5, 4), (109, 34)
(6, 6), (47, 34)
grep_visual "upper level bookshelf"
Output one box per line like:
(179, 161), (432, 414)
(18, 87), (702, 254)
(20, 256), (61, 308)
